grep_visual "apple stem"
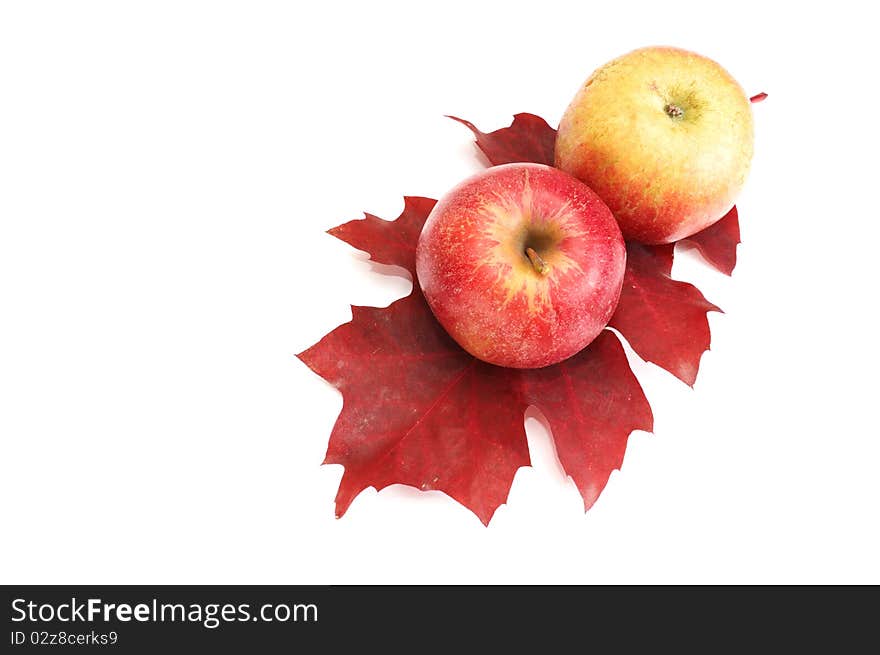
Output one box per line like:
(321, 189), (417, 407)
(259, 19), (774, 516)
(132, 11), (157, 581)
(525, 247), (548, 275)
(664, 103), (684, 119)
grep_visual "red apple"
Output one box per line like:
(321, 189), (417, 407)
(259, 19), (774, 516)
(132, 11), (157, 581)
(416, 163), (625, 368)
(555, 46), (755, 244)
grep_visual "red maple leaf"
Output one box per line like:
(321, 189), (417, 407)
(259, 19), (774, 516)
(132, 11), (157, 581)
(452, 113), (731, 382)
(299, 200), (652, 524)
(447, 113), (556, 166)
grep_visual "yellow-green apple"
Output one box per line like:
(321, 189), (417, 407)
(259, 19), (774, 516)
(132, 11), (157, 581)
(555, 46), (754, 244)
(415, 163), (625, 368)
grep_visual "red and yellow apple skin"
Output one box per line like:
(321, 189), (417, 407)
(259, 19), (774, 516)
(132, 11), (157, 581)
(555, 46), (754, 244)
(415, 163), (625, 369)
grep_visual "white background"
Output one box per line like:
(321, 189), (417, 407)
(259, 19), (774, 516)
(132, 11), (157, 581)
(1, 1), (878, 584)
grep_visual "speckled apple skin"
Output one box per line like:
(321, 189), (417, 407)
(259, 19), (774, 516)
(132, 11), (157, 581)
(555, 46), (754, 244)
(415, 163), (625, 369)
